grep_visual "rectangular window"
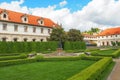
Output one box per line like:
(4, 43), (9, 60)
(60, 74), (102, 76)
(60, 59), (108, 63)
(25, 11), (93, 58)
(24, 26), (28, 32)
(14, 25), (18, 31)
(33, 27), (36, 33)
(48, 29), (50, 34)
(41, 28), (44, 33)
(3, 23), (7, 30)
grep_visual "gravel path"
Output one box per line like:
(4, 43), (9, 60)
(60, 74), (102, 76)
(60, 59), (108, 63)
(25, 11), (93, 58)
(107, 59), (120, 80)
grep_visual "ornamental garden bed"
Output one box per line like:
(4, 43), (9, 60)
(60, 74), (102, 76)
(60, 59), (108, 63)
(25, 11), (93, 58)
(90, 49), (120, 58)
(0, 56), (114, 80)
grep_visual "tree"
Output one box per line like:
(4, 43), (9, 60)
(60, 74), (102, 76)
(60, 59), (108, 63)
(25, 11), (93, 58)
(67, 29), (83, 41)
(49, 27), (67, 42)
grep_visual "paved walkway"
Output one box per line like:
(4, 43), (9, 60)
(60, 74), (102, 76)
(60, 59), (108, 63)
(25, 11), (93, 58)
(107, 59), (120, 80)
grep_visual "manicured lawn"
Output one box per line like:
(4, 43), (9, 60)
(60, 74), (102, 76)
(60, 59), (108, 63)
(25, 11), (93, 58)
(0, 60), (95, 80)
(96, 49), (117, 55)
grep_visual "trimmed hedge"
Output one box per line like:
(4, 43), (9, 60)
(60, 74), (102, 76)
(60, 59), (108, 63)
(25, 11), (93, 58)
(0, 41), (86, 54)
(0, 42), (58, 54)
(91, 49), (120, 58)
(0, 54), (27, 61)
(0, 59), (37, 67)
(67, 57), (112, 80)
(64, 41), (86, 51)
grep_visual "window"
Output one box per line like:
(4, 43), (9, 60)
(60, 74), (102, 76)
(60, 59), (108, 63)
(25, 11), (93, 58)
(48, 29), (50, 34)
(24, 26), (28, 32)
(24, 17), (27, 21)
(41, 39), (43, 42)
(24, 38), (27, 42)
(41, 28), (44, 33)
(32, 39), (36, 42)
(2, 38), (6, 42)
(33, 27), (36, 33)
(3, 23), (7, 30)
(3, 14), (7, 18)
(14, 25), (18, 31)
(116, 35), (118, 37)
(40, 20), (43, 25)
(13, 38), (18, 42)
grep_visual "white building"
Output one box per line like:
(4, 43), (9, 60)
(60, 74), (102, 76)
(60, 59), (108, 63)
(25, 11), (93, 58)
(0, 8), (57, 42)
(84, 27), (120, 47)
(97, 27), (120, 47)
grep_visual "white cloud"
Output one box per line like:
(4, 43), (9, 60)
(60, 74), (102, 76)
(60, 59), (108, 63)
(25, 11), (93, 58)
(59, 0), (67, 7)
(0, 0), (120, 31)
(0, 0), (29, 13)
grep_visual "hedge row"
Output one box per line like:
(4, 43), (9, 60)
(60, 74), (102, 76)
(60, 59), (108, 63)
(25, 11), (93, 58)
(64, 41), (86, 50)
(0, 55), (99, 67)
(0, 41), (86, 54)
(0, 42), (58, 54)
(0, 54), (27, 61)
(91, 49), (120, 58)
(67, 57), (112, 80)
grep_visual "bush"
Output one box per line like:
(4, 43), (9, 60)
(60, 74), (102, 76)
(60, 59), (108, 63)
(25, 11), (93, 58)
(0, 54), (27, 61)
(0, 42), (58, 54)
(0, 59), (37, 67)
(112, 49), (120, 58)
(67, 57), (112, 80)
(35, 55), (44, 61)
(64, 41), (86, 51)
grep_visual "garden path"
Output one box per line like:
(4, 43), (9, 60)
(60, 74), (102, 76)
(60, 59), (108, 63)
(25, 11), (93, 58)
(107, 59), (120, 80)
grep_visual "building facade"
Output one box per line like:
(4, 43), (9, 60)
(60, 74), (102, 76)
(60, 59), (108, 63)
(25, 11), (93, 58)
(0, 8), (57, 42)
(97, 27), (120, 47)
(84, 27), (120, 47)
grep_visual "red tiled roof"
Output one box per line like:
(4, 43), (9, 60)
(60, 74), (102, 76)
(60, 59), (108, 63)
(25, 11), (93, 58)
(99, 27), (120, 36)
(0, 8), (57, 28)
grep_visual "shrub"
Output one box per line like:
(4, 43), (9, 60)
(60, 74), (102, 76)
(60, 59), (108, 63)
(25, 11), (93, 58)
(0, 54), (27, 61)
(0, 59), (37, 67)
(112, 49), (120, 58)
(64, 41), (86, 51)
(67, 57), (112, 80)
(35, 55), (44, 61)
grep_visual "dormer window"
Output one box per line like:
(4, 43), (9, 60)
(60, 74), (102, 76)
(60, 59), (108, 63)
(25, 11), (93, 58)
(3, 14), (7, 18)
(21, 14), (28, 23)
(1, 10), (9, 20)
(24, 17), (27, 21)
(38, 18), (44, 25)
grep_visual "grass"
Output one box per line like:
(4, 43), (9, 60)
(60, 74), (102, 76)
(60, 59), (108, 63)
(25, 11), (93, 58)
(94, 49), (117, 55)
(100, 62), (115, 80)
(0, 60), (95, 80)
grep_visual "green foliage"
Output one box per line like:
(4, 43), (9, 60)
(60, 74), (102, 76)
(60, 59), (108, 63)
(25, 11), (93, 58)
(67, 29), (83, 41)
(0, 60), (95, 80)
(91, 49), (120, 58)
(64, 41), (86, 50)
(67, 57), (112, 80)
(0, 54), (27, 61)
(112, 49), (120, 58)
(35, 55), (44, 61)
(0, 42), (58, 54)
(111, 41), (116, 46)
(49, 27), (67, 42)
(0, 59), (37, 67)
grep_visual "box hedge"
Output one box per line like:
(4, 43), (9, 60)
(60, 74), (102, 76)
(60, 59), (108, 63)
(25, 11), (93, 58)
(67, 57), (112, 80)
(0, 54), (27, 61)
(91, 49), (120, 58)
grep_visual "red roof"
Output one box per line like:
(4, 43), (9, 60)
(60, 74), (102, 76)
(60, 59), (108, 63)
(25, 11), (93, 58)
(0, 8), (57, 28)
(99, 27), (120, 36)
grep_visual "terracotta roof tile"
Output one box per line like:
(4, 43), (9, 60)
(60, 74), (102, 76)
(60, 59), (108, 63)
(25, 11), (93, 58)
(0, 8), (57, 28)
(99, 27), (120, 36)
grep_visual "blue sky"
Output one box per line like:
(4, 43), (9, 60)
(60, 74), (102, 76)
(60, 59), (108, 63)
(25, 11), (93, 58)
(0, 0), (119, 31)
(0, 0), (91, 12)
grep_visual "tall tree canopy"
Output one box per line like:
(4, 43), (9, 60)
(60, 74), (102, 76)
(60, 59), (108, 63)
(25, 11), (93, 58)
(67, 29), (83, 41)
(49, 27), (67, 42)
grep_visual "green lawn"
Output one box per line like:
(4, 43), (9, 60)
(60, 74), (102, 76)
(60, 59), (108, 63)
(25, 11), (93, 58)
(96, 49), (117, 55)
(0, 60), (95, 80)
